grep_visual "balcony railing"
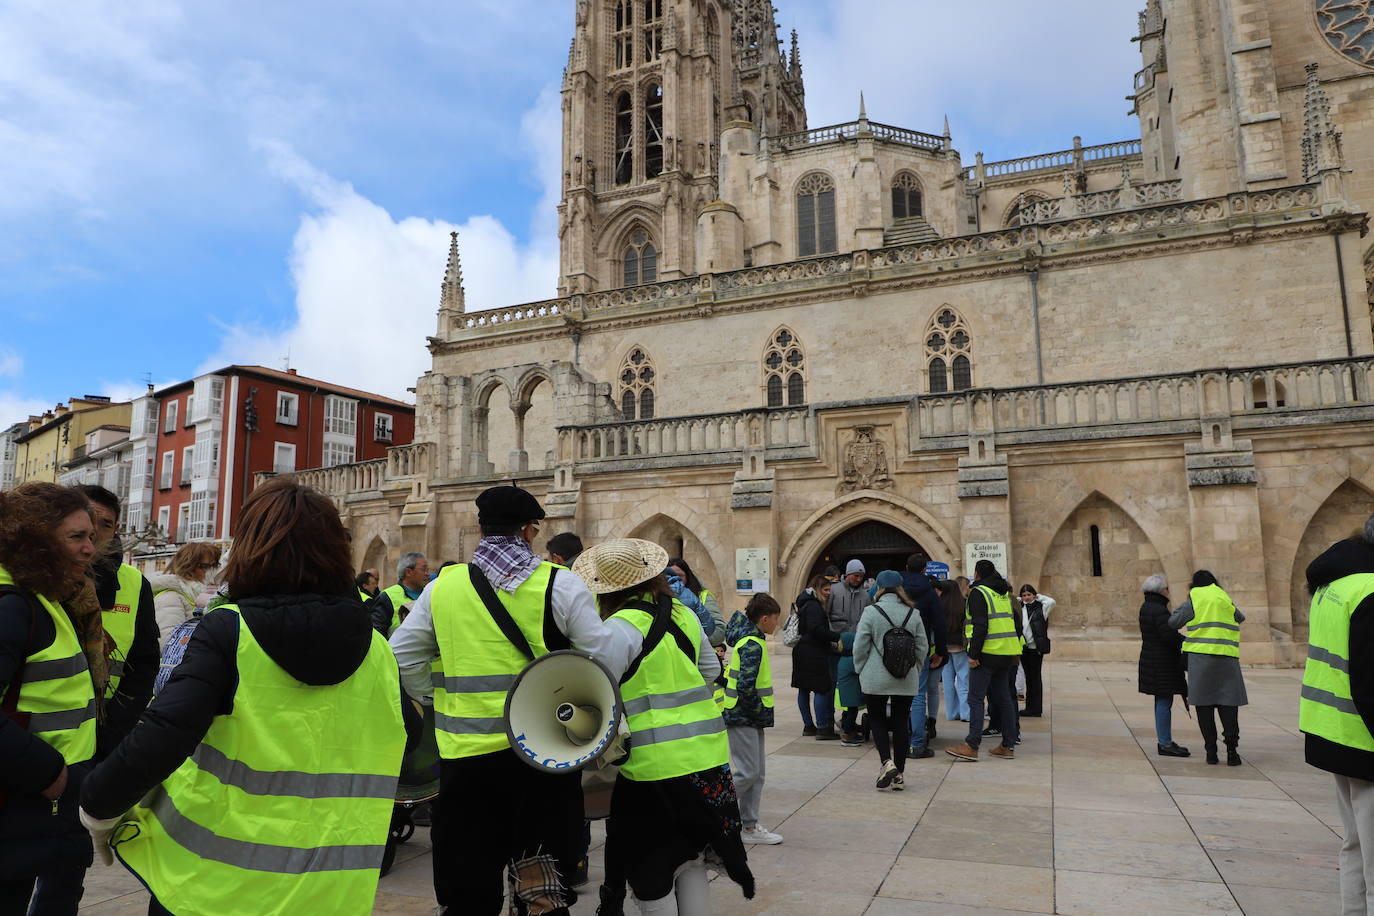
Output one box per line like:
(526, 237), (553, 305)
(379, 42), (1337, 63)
(1015, 179), (1183, 224)
(558, 407), (812, 465)
(963, 138), (1143, 182)
(261, 442), (431, 499)
(766, 120), (945, 155)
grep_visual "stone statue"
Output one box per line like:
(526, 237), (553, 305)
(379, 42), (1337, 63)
(839, 426), (893, 493)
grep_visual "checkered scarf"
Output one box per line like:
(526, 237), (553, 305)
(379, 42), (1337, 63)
(507, 852), (567, 915)
(470, 536), (542, 593)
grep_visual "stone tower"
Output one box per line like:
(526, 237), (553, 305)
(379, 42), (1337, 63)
(557, 0), (806, 295)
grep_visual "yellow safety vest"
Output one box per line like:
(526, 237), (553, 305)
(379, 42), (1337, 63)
(115, 605), (404, 916)
(1183, 584), (1241, 658)
(1, 566), (97, 765)
(1301, 573), (1374, 752)
(430, 562), (555, 759)
(612, 597), (728, 781)
(103, 564), (144, 695)
(966, 585), (1021, 655)
(381, 584), (409, 636)
(724, 634), (773, 710)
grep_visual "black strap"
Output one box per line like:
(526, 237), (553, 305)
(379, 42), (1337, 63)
(618, 595), (696, 685)
(875, 606), (915, 630)
(541, 567), (571, 652)
(468, 565), (535, 662)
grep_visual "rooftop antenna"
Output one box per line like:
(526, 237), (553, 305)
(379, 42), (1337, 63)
(281, 348), (291, 372)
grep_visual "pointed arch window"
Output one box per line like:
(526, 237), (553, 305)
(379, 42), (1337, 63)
(618, 347), (657, 419)
(642, 0), (662, 62)
(622, 228), (657, 286)
(763, 327), (806, 407)
(614, 91), (634, 186)
(645, 84), (664, 178)
(613, 0), (633, 70)
(796, 173), (836, 258)
(1005, 191), (1048, 228)
(925, 308), (973, 394)
(892, 172), (923, 219)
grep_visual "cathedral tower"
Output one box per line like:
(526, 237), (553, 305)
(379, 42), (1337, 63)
(558, 0), (806, 295)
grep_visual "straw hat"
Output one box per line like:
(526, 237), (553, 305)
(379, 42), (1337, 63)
(571, 538), (669, 594)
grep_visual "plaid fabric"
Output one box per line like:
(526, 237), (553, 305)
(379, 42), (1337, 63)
(507, 852), (567, 915)
(471, 536), (543, 593)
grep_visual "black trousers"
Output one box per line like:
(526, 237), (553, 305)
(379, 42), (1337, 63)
(1196, 705), (1240, 752)
(1020, 650), (1044, 716)
(865, 696), (913, 772)
(0, 861), (87, 916)
(431, 749), (582, 914)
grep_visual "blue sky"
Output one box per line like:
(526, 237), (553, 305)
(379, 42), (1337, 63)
(1, 0), (1142, 419)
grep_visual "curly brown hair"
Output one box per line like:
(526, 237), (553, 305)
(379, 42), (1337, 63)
(224, 478), (354, 599)
(0, 482), (94, 600)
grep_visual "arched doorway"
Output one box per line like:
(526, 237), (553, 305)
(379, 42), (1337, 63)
(809, 520), (923, 582)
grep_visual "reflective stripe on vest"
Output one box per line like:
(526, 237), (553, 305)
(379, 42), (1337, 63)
(613, 598), (728, 782)
(1, 566), (97, 765)
(1183, 584), (1240, 658)
(965, 585), (1021, 655)
(103, 564), (144, 696)
(430, 562), (555, 759)
(114, 605), (404, 915)
(724, 634), (773, 709)
(1300, 573), (1374, 753)
(381, 584), (408, 636)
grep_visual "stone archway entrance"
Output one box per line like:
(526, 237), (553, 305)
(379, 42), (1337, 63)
(808, 520), (924, 582)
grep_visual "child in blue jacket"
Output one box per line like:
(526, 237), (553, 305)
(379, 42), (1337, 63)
(723, 593), (782, 845)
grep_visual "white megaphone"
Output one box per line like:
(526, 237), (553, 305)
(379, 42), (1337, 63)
(504, 650), (625, 773)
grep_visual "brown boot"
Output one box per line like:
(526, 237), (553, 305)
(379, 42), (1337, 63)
(989, 745), (1015, 759)
(945, 742), (979, 761)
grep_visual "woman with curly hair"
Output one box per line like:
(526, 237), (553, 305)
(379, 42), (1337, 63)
(0, 482), (100, 914)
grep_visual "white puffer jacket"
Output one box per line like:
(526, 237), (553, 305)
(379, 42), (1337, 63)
(149, 573), (203, 643)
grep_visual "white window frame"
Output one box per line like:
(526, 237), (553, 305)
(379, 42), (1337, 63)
(374, 412), (393, 443)
(176, 503), (191, 542)
(180, 446), (194, 485)
(185, 396), (194, 425)
(159, 451), (174, 489)
(156, 505), (171, 539)
(192, 427), (218, 481)
(273, 442), (297, 474)
(164, 400), (179, 432)
(276, 392), (299, 426)
(322, 441), (355, 468)
(323, 396), (357, 437)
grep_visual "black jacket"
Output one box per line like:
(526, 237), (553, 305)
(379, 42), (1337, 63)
(900, 571), (948, 658)
(94, 560), (160, 760)
(1303, 538), (1374, 780)
(1137, 591), (1187, 697)
(789, 590), (840, 693)
(0, 587), (96, 881)
(938, 582), (965, 650)
(966, 575), (1022, 666)
(82, 592), (422, 820)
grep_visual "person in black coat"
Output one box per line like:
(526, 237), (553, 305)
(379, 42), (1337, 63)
(1137, 574), (1190, 757)
(791, 575), (841, 739)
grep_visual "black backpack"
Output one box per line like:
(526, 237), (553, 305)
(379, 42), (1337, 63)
(875, 606), (919, 678)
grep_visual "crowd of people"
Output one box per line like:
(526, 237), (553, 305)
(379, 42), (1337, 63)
(0, 477), (1370, 914)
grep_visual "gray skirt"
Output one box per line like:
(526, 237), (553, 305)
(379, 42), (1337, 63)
(1186, 653), (1249, 707)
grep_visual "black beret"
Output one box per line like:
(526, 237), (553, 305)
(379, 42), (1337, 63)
(476, 485), (545, 527)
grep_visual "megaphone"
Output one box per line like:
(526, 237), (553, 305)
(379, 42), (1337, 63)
(505, 650), (625, 773)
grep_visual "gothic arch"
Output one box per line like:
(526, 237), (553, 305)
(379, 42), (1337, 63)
(761, 325), (806, 407)
(1288, 477), (1374, 640)
(475, 375), (514, 411)
(360, 534), (386, 578)
(779, 490), (962, 600)
(596, 203), (662, 281)
(514, 367), (555, 408)
(1003, 190), (1049, 228)
(615, 344), (657, 419)
(616, 499), (732, 595)
(792, 169), (836, 197)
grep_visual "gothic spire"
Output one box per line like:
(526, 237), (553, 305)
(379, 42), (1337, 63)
(1302, 62), (1344, 181)
(790, 28), (801, 76)
(440, 231), (465, 312)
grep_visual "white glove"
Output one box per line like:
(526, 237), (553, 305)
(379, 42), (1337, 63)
(79, 807), (121, 866)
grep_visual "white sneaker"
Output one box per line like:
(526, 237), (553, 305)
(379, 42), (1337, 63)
(876, 759), (898, 789)
(741, 826), (784, 845)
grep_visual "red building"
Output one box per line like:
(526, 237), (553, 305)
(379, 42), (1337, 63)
(127, 366), (415, 544)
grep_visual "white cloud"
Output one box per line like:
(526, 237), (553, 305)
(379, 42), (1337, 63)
(0, 351), (22, 378)
(201, 83), (563, 401)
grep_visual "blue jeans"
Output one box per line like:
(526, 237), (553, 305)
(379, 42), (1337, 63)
(942, 650), (971, 720)
(908, 658), (934, 750)
(1154, 695), (1174, 745)
(797, 689), (834, 728)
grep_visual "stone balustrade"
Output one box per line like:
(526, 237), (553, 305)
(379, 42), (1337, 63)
(257, 442), (433, 499)
(968, 138), (1142, 180)
(766, 120), (944, 154)
(1015, 179), (1183, 224)
(559, 407), (812, 466)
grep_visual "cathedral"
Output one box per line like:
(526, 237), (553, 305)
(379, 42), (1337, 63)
(295, 0), (1374, 664)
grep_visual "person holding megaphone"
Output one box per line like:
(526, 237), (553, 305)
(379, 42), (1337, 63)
(572, 539), (755, 916)
(390, 485), (636, 915)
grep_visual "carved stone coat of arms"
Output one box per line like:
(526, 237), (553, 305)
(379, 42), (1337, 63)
(839, 426), (893, 493)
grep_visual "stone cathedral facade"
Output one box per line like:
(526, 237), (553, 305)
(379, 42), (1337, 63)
(293, 0), (1374, 664)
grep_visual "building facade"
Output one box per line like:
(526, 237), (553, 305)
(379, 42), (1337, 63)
(124, 366), (415, 552)
(0, 422), (26, 491)
(12, 398), (132, 488)
(296, 0), (1374, 664)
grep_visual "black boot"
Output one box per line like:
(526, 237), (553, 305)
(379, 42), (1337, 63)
(1227, 750), (1242, 766)
(926, 716), (936, 741)
(1205, 746), (1219, 765)
(1158, 743), (1191, 758)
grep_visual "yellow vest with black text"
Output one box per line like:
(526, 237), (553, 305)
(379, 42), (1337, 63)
(724, 635), (773, 710)
(1301, 573), (1374, 752)
(612, 598), (728, 781)
(114, 605), (404, 916)
(102, 564), (145, 696)
(381, 584), (410, 636)
(0, 566), (97, 765)
(430, 562), (555, 759)
(1183, 584), (1241, 658)
(965, 585), (1021, 655)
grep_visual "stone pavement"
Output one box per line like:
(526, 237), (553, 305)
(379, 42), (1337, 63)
(78, 657), (1343, 914)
